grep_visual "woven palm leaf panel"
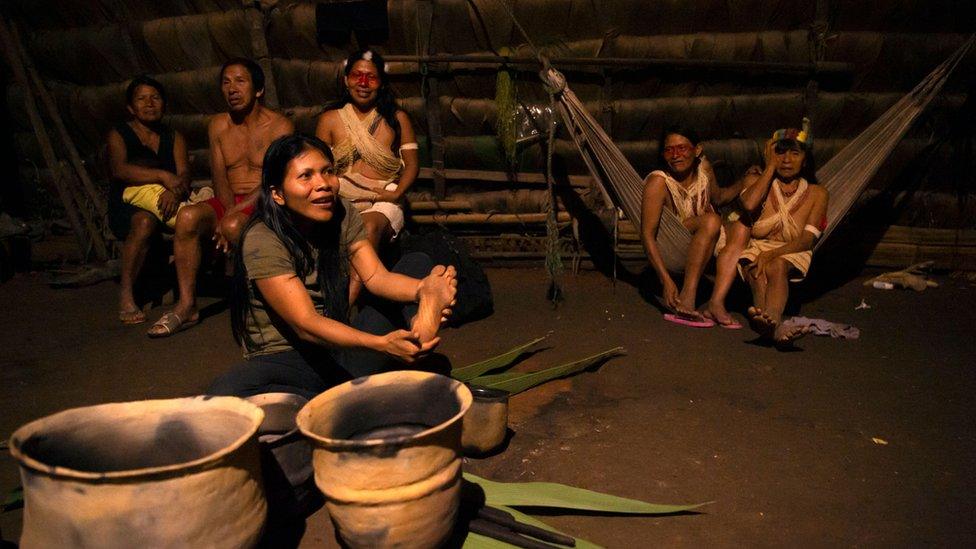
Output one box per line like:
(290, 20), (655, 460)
(3, 0), (973, 230)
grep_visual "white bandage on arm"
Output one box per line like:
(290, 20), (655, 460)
(399, 142), (419, 151)
(804, 224), (823, 239)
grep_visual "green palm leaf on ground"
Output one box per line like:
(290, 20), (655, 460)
(465, 473), (708, 514)
(451, 335), (548, 381)
(467, 347), (625, 395)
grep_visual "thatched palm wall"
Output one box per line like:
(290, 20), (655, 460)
(3, 0), (974, 230)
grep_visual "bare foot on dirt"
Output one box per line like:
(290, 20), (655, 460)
(773, 318), (810, 349)
(411, 266), (457, 343)
(747, 306), (776, 339)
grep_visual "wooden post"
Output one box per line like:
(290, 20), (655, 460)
(417, 0), (447, 200)
(0, 17), (98, 260)
(243, 1), (280, 110)
(11, 25), (108, 221)
(805, 0), (830, 121)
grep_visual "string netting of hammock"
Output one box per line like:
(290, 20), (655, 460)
(540, 34), (974, 270)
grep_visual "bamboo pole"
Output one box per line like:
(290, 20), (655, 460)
(384, 54), (853, 75)
(12, 25), (108, 221)
(10, 24), (109, 261)
(417, 0), (447, 199)
(409, 200), (471, 211)
(0, 17), (95, 260)
(411, 212), (571, 225)
(416, 167), (592, 187)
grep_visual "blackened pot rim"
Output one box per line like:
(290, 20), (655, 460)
(297, 371), (473, 449)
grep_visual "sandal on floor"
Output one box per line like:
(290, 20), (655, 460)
(701, 310), (743, 330)
(118, 308), (147, 325)
(147, 311), (199, 338)
(663, 312), (716, 328)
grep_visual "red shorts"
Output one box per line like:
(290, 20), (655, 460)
(204, 194), (255, 221)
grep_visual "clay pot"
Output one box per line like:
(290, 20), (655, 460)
(461, 385), (510, 455)
(8, 396), (266, 549)
(245, 393), (317, 518)
(297, 370), (472, 548)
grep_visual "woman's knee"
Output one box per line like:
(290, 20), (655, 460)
(128, 211), (157, 240)
(700, 212), (722, 235)
(175, 204), (211, 234)
(766, 258), (790, 279)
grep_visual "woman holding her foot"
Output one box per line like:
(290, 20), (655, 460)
(717, 122), (828, 347)
(641, 126), (740, 327)
(209, 134), (456, 398)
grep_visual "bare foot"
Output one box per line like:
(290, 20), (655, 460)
(704, 301), (735, 326)
(411, 267), (457, 343)
(675, 290), (699, 319)
(773, 318), (810, 349)
(747, 306), (776, 339)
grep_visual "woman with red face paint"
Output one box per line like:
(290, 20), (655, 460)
(315, 49), (419, 303)
(641, 126), (741, 327)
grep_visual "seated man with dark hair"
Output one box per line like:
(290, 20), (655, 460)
(147, 57), (293, 337)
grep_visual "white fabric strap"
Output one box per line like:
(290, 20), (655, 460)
(399, 142), (418, 151)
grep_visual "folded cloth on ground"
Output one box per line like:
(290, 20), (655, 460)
(789, 316), (860, 339)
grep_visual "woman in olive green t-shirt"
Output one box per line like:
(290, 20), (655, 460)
(210, 134), (457, 398)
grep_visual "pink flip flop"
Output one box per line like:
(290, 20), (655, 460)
(716, 318), (743, 330)
(701, 311), (743, 330)
(663, 313), (716, 328)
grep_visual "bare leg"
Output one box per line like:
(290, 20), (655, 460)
(149, 203), (215, 335)
(761, 258), (810, 347)
(119, 211), (158, 322)
(745, 262), (775, 338)
(676, 212), (721, 314)
(705, 220), (751, 325)
(762, 258), (792, 325)
(349, 212), (393, 304)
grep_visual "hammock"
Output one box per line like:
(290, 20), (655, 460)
(539, 36), (974, 271)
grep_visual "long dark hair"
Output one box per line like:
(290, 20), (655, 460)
(329, 49), (402, 153)
(231, 134), (350, 352)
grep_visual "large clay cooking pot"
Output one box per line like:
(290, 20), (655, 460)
(297, 370), (472, 548)
(8, 396), (266, 548)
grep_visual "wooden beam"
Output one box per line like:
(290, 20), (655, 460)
(384, 54), (853, 75)
(411, 212), (571, 225)
(15, 27), (108, 221)
(0, 17), (100, 260)
(243, 1), (280, 110)
(417, 0), (446, 199)
(416, 167), (592, 187)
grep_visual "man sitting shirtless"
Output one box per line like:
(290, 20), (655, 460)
(147, 58), (293, 337)
(712, 123), (828, 347)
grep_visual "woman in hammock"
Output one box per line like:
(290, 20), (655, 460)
(641, 126), (740, 326)
(209, 134), (456, 399)
(712, 125), (828, 347)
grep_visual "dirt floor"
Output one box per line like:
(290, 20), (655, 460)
(1, 256), (975, 546)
